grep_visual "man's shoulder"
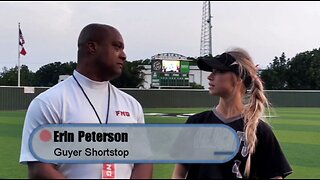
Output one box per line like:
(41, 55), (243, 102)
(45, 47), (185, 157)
(36, 76), (73, 102)
(111, 85), (142, 107)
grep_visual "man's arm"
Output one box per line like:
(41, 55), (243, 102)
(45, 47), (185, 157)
(20, 99), (63, 178)
(28, 162), (66, 179)
(130, 164), (153, 179)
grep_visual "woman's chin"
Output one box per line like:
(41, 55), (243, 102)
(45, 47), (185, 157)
(208, 89), (219, 96)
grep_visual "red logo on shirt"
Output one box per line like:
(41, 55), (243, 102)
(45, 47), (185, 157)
(102, 163), (115, 179)
(115, 111), (130, 117)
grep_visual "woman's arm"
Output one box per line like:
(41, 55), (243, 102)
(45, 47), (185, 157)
(272, 176), (283, 179)
(172, 164), (188, 179)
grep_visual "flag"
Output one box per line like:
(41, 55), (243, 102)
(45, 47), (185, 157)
(20, 47), (27, 56)
(19, 27), (27, 56)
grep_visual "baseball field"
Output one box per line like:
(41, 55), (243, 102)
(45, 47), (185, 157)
(0, 107), (319, 179)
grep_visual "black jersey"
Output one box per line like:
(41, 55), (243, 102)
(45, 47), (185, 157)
(184, 109), (293, 179)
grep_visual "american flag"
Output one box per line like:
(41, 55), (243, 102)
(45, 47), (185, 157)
(19, 26), (27, 56)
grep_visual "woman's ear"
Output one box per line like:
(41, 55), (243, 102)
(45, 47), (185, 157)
(231, 74), (243, 93)
(235, 76), (243, 86)
(234, 76), (246, 93)
(239, 78), (247, 94)
(237, 76), (243, 83)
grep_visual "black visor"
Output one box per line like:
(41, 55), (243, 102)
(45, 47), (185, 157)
(197, 53), (253, 88)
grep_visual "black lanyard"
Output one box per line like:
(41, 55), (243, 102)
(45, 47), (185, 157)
(72, 74), (111, 124)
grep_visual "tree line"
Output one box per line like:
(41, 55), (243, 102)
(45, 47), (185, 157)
(0, 60), (149, 88)
(260, 48), (320, 90)
(0, 48), (319, 89)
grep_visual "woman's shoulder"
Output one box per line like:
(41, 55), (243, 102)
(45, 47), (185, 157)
(256, 120), (278, 145)
(186, 110), (214, 124)
(257, 120), (273, 134)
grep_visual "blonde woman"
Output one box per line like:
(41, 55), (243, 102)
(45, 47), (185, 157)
(172, 48), (292, 179)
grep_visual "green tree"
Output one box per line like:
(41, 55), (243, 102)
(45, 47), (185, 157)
(261, 49), (320, 90)
(133, 59), (152, 65)
(0, 65), (35, 86)
(34, 61), (77, 87)
(286, 48), (320, 89)
(260, 52), (290, 89)
(111, 60), (145, 88)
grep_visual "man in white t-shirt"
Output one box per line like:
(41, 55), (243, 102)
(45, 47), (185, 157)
(19, 23), (153, 179)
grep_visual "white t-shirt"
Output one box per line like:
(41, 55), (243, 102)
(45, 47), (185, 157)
(20, 70), (145, 179)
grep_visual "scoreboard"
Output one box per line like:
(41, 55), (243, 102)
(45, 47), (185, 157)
(151, 53), (190, 88)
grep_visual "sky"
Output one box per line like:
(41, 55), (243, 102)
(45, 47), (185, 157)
(1, 1), (320, 72)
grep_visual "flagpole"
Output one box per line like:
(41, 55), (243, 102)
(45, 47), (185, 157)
(18, 22), (21, 87)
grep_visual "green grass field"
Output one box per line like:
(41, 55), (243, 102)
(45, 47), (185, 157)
(1, 108), (320, 179)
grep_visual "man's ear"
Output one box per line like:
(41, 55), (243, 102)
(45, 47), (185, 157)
(87, 41), (98, 55)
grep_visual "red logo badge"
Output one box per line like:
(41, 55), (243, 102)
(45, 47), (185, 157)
(115, 111), (130, 117)
(102, 163), (115, 179)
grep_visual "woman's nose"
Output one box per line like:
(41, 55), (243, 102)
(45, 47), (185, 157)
(208, 72), (215, 81)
